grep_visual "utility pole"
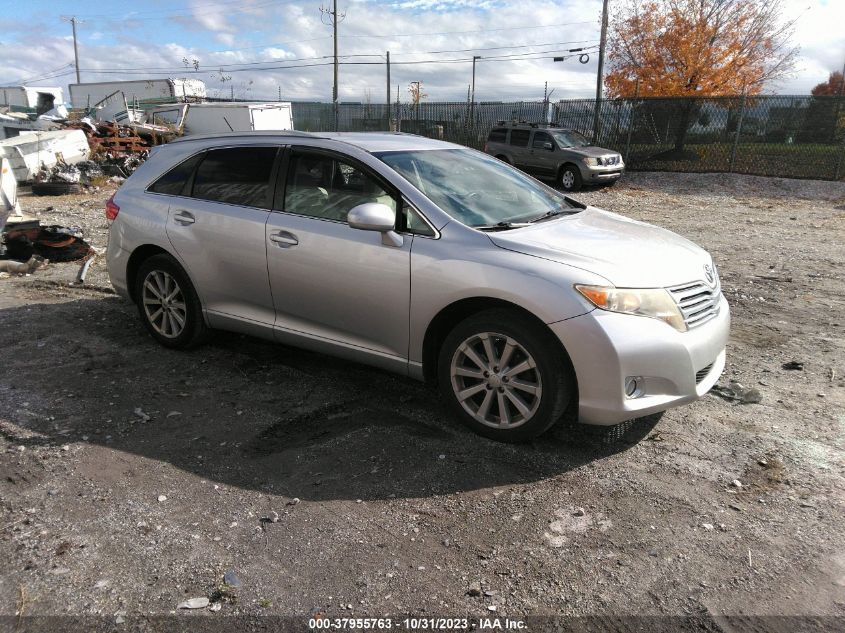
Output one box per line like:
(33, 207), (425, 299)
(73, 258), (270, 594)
(470, 56), (481, 128)
(66, 16), (81, 83)
(471, 56), (481, 105)
(386, 51), (391, 128)
(320, 0), (345, 131)
(593, 0), (610, 144)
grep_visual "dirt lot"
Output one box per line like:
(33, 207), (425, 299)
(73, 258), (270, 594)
(1, 172), (844, 630)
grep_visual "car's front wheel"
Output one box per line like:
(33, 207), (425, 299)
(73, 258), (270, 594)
(135, 253), (207, 349)
(438, 309), (574, 442)
(559, 164), (583, 191)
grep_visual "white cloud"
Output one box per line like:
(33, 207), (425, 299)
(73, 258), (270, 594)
(0, 0), (839, 101)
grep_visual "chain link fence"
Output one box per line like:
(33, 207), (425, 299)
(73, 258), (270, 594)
(281, 95), (845, 181)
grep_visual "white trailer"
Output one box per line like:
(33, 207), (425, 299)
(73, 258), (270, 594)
(183, 102), (293, 135)
(0, 86), (64, 114)
(69, 79), (206, 109)
(0, 130), (90, 182)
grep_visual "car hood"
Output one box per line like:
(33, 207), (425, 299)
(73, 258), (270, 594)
(488, 207), (713, 288)
(565, 146), (619, 158)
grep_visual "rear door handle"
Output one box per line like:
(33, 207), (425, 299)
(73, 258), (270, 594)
(269, 230), (299, 247)
(173, 210), (195, 225)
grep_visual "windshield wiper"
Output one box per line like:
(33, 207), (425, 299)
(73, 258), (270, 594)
(528, 196), (587, 223)
(475, 221), (532, 231)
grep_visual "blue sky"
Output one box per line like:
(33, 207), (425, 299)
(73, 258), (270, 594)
(1, 0), (842, 103)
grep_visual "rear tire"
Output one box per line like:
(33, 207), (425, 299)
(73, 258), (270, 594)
(134, 254), (208, 349)
(559, 165), (582, 192)
(438, 309), (574, 442)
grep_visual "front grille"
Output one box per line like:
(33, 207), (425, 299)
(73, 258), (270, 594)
(602, 155), (621, 166)
(668, 279), (721, 329)
(695, 363), (714, 384)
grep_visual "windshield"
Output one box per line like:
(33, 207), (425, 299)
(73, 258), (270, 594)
(376, 148), (576, 228)
(552, 130), (590, 148)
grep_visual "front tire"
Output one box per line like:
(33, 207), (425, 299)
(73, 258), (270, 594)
(134, 254), (207, 349)
(559, 165), (582, 192)
(438, 309), (574, 442)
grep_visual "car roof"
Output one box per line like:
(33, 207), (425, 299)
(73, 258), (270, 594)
(170, 130), (464, 153)
(493, 124), (575, 132)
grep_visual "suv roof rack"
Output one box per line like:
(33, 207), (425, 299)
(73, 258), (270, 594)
(495, 120), (564, 129)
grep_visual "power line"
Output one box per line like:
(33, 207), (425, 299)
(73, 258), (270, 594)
(80, 40), (600, 74)
(77, 48), (600, 77)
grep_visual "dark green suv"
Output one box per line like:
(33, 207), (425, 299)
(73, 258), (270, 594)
(483, 122), (624, 191)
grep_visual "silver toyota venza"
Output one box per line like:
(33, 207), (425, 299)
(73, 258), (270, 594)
(106, 131), (729, 441)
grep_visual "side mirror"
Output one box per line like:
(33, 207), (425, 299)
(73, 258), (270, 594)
(347, 202), (403, 247)
(543, 142), (554, 151)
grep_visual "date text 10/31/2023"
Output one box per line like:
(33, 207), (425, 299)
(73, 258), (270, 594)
(308, 617), (527, 630)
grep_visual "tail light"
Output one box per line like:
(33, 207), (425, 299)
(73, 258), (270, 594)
(105, 194), (119, 221)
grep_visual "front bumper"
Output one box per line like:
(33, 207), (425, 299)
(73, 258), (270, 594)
(550, 294), (730, 425)
(581, 164), (625, 182)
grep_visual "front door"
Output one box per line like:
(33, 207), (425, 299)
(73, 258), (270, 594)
(265, 148), (411, 363)
(525, 131), (557, 177)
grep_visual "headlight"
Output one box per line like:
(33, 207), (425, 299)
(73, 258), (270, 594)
(575, 285), (687, 332)
(582, 157), (598, 166)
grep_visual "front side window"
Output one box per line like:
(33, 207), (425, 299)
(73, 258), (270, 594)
(191, 147), (277, 208)
(377, 148), (578, 228)
(148, 152), (204, 196)
(283, 151), (397, 222)
(532, 132), (553, 149)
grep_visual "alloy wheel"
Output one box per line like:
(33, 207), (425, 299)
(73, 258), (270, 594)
(142, 270), (187, 339)
(561, 170), (575, 189)
(450, 332), (542, 429)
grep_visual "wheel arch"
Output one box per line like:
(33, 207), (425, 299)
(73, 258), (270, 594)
(126, 244), (173, 303)
(421, 297), (577, 393)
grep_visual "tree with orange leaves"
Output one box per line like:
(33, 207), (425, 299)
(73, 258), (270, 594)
(811, 71), (844, 97)
(606, 0), (798, 154)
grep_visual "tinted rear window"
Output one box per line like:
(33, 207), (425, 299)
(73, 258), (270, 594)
(148, 153), (204, 196)
(488, 128), (507, 143)
(509, 129), (530, 147)
(191, 147), (277, 208)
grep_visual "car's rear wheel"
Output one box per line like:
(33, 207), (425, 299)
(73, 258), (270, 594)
(438, 309), (573, 442)
(559, 165), (582, 191)
(135, 254), (207, 349)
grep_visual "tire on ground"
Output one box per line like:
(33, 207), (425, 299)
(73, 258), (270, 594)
(559, 164), (583, 192)
(134, 253), (208, 349)
(437, 308), (574, 442)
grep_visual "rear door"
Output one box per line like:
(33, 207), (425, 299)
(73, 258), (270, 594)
(508, 128), (532, 170)
(264, 146), (411, 362)
(164, 145), (278, 326)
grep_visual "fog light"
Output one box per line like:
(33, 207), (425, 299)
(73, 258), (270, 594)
(625, 376), (644, 398)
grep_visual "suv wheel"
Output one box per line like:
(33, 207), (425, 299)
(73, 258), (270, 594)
(559, 165), (582, 192)
(438, 309), (573, 442)
(135, 254), (208, 349)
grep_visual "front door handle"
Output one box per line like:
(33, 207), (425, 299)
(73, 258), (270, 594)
(173, 210), (195, 225)
(269, 230), (299, 247)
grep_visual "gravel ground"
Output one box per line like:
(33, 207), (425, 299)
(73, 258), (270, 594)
(0, 171), (844, 631)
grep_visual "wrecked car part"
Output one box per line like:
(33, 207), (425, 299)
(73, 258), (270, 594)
(0, 255), (47, 274)
(4, 225), (92, 262)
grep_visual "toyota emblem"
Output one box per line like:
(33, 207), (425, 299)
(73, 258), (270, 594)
(704, 264), (715, 284)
